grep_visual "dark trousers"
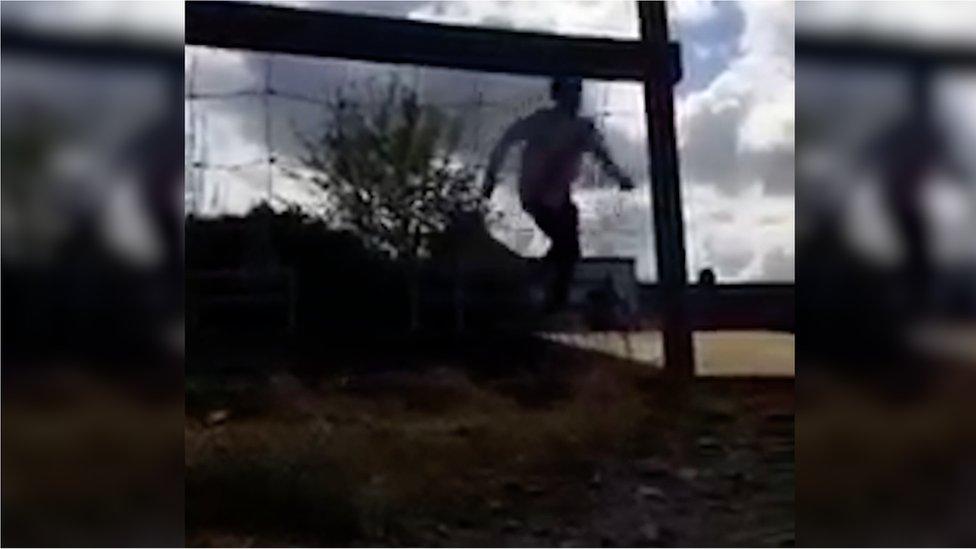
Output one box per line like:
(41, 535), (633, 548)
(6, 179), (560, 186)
(524, 201), (581, 309)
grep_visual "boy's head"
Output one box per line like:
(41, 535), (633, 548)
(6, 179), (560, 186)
(550, 76), (583, 114)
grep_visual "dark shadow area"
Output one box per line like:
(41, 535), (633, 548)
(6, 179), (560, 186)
(796, 21), (976, 546)
(187, 330), (793, 547)
(184, 205), (794, 546)
(187, 208), (793, 354)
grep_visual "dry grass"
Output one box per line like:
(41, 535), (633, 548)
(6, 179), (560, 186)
(3, 370), (184, 546)
(798, 364), (976, 545)
(186, 337), (794, 546)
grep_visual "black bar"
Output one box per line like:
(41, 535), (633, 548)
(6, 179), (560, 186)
(796, 33), (976, 69)
(639, 1), (695, 380)
(640, 284), (794, 332)
(186, 1), (681, 82)
(1, 25), (181, 73)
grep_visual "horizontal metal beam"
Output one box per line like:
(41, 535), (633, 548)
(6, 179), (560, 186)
(1, 26), (181, 72)
(186, 1), (681, 82)
(796, 33), (976, 69)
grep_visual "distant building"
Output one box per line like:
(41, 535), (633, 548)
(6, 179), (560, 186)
(570, 257), (639, 313)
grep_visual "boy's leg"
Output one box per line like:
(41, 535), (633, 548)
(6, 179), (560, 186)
(547, 203), (581, 310)
(524, 205), (555, 303)
(525, 202), (581, 312)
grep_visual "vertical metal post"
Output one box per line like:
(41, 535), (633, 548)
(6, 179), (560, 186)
(263, 55), (274, 203)
(638, 1), (695, 380)
(910, 62), (933, 123)
(186, 53), (198, 216)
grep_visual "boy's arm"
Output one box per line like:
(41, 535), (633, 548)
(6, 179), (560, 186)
(484, 118), (528, 198)
(590, 125), (635, 191)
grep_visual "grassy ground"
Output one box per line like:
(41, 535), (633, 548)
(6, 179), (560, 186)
(3, 369), (184, 546)
(186, 335), (794, 547)
(799, 358), (976, 546)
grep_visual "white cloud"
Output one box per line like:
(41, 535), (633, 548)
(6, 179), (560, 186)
(186, 0), (795, 282)
(677, 0), (794, 195)
(684, 183), (794, 282)
(703, 233), (756, 279)
(740, 94), (793, 154)
(2, 1), (183, 41)
(797, 1), (976, 46)
(667, 0), (719, 26)
(762, 246), (795, 281)
(406, 0), (639, 39)
(673, 1), (794, 280)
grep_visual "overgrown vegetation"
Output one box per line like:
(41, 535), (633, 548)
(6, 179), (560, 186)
(298, 80), (485, 330)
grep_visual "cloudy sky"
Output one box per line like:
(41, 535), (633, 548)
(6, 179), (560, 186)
(11, 1), (976, 284)
(2, 0), (794, 283)
(184, 0), (795, 283)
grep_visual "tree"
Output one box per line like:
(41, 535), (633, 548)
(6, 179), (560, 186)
(297, 80), (485, 331)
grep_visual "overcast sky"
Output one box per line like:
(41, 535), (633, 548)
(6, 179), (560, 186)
(9, 1), (976, 283)
(184, 0), (795, 283)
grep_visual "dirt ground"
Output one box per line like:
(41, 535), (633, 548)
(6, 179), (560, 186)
(798, 356), (976, 546)
(185, 335), (794, 547)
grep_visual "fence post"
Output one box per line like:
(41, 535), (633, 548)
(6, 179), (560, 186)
(638, 1), (695, 381)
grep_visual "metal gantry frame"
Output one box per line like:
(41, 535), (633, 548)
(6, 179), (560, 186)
(185, 0), (696, 378)
(796, 33), (976, 128)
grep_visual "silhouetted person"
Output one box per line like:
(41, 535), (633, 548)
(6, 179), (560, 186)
(483, 76), (635, 312)
(870, 111), (966, 316)
(698, 267), (716, 287)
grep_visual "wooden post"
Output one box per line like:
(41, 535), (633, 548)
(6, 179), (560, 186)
(638, 1), (695, 380)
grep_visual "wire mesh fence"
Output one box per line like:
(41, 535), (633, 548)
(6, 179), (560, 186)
(184, 47), (648, 267)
